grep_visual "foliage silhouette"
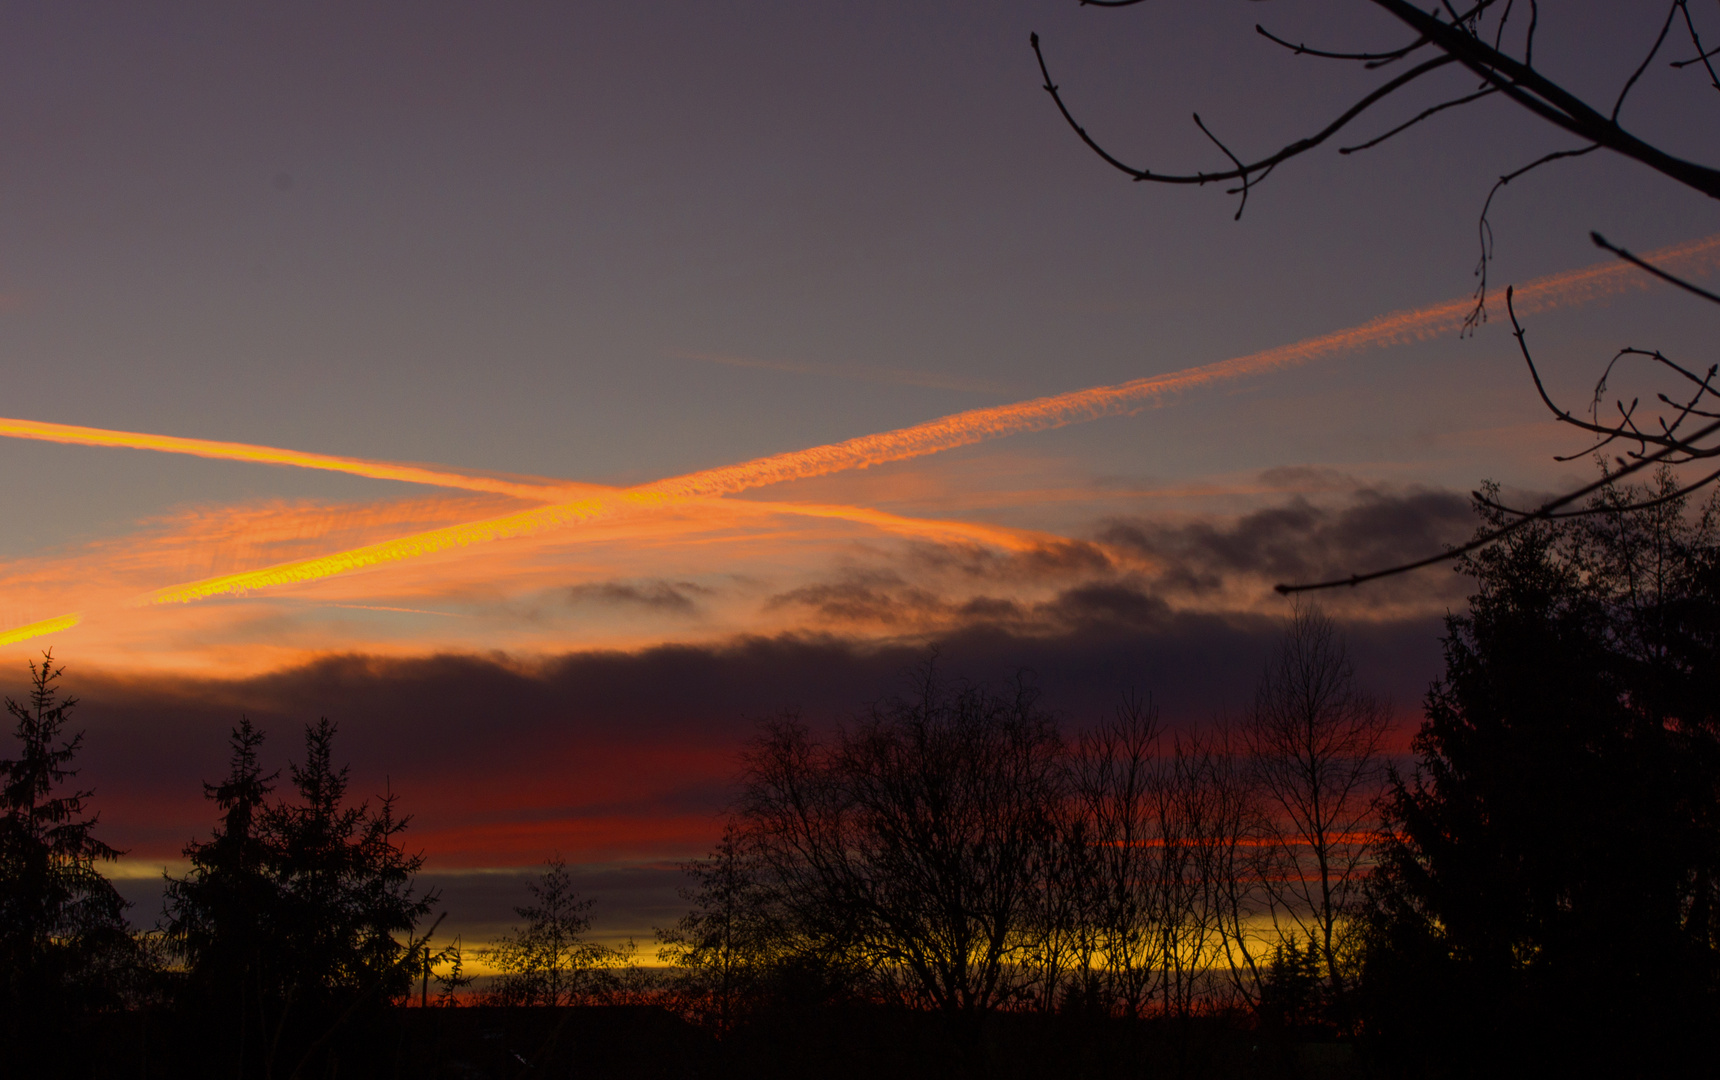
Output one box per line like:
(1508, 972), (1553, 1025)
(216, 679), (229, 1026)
(1360, 470), (1720, 1074)
(164, 717), (436, 1077)
(481, 856), (625, 1007)
(0, 652), (140, 1065)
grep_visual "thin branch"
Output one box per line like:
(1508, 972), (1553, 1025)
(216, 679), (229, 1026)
(1031, 34), (1458, 188)
(1254, 24), (1428, 65)
(1464, 145), (1598, 332)
(1489, 0), (1516, 55)
(1591, 231), (1720, 305)
(1670, 0), (1720, 91)
(1274, 415), (1720, 593)
(1612, 2), (1681, 122)
(1475, 464), (1720, 518)
(1367, 0), (1720, 199)
(1192, 113), (1252, 219)
(1339, 87), (1498, 154)
(1509, 288), (1714, 455)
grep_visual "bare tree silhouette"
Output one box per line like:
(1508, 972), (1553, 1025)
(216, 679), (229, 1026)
(1244, 604), (1389, 1025)
(737, 663), (1064, 1020)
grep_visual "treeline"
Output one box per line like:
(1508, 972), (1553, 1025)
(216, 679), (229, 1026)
(3, 471), (1718, 1078)
(658, 471), (1720, 1076)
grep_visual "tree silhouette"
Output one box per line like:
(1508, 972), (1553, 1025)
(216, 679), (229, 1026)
(0, 652), (136, 1058)
(482, 857), (615, 1007)
(1245, 604), (1388, 1025)
(656, 823), (787, 1029)
(737, 664), (1064, 1020)
(163, 717), (278, 1070)
(165, 717), (436, 1076)
(1361, 474), (1720, 1073)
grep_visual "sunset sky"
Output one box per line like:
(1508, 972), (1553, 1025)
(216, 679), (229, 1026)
(2, 1), (1716, 948)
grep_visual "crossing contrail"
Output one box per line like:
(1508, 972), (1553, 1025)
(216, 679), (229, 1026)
(0, 417), (586, 501)
(4, 232), (1716, 632)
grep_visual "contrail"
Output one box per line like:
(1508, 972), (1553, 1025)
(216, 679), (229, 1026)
(0, 612), (82, 646)
(644, 232), (1720, 497)
(138, 230), (1720, 605)
(4, 231), (1714, 629)
(0, 417), (583, 501)
(139, 494), (1053, 605)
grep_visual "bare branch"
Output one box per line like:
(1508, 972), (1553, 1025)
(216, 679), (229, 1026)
(1611, 2), (1682, 122)
(1508, 289), (1716, 456)
(1669, 0), (1720, 92)
(1366, 0), (1720, 198)
(1274, 417), (1720, 593)
(1340, 86), (1498, 154)
(1031, 33), (1459, 190)
(1192, 113), (1252, 220)
(1464, 145), (1599, 332)
(1591, 231), (1720, 305)
(1254, 24), (1429, 65)
(1474, 463), (1720, 519)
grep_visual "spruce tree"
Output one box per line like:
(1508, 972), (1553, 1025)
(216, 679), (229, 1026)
(0, 652), (133, 1046)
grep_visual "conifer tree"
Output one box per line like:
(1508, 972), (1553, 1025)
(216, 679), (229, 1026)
(0, 652), (133, 1046)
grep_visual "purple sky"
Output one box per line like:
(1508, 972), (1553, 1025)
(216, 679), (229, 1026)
(1, 1), (1716, 947)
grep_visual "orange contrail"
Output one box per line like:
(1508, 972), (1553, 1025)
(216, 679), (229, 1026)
(138, 493), (1053, 605)
(643, 233), (1720, 497)
(0, 417), (582, 501)
(137, 230), (1720, 606)
(10, 232), (1717, 624)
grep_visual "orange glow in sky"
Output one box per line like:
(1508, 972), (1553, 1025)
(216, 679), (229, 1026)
(1, 234), (1715, 658)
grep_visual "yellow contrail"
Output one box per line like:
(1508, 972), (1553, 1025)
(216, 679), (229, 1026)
(0, 417), (581, 501)
(7, 231), (1717, 629)
(0, 612), (82, 646)
(139, 493), (1052, 605)
(137, 230), (1720, 606)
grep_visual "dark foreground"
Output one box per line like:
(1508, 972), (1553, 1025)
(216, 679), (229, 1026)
(61, 1006), (1362, 1080)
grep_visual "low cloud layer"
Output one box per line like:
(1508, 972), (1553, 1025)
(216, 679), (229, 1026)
(1105, 487), (1476, 608)
(6, 485), (1480, 941)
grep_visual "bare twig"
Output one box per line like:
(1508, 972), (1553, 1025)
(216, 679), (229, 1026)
(1611, 2), (1682, 122)
(1591, 231), (1720, 305)
(1366, 0), (1720, 198)
(1464, 146), (1599, 332)
(1474, 464), (1720, 518)
(1031, 33), (1458, 190)
(1510, 289), (1716, 456)
(1339, 87), (1498, 154)
(1274, 416), (1720, 593)
(1254, 24), (1429, 65)
(1669, 0), (1720, 91)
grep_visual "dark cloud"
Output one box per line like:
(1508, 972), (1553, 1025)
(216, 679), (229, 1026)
(766, 570), (947, 625)
(1101, 487), (1475, 601)
(563, 579), (712, 614)
(4, 607), (1448, 937)
(905, 538), (1115, 581)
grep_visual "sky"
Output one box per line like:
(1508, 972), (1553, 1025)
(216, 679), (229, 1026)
(1, 1), (1716, 950)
